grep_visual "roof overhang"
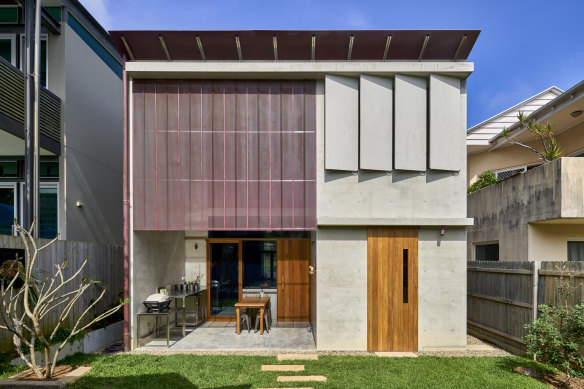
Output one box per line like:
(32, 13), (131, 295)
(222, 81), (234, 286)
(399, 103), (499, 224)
(110, 29), (480, 63)
(489, 80), (584, 151)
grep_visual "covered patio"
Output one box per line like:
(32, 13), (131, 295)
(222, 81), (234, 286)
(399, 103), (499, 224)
(136, 321), (316, 352)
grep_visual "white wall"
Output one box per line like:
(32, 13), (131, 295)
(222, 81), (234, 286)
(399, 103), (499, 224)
(528, 223), (584, 261)
(62, 23), (122, 245)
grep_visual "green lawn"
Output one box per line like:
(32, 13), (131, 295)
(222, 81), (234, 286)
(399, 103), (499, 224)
(0, 353), (553, 389)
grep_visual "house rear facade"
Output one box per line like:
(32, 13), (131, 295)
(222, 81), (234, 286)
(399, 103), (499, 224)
(113, 29), (479, 351)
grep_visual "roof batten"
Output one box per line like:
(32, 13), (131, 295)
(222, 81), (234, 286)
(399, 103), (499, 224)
(453, 34), (467, 61)
(235, 35), (242, 61)
(120, 35), (135, 61)
(418, 34), (430, 61)
(382, 34), (392, 61)
(158, 35), (171, 61)
(273, 35), (278, 61)
(196, 35), (206, 61)
(347, 34), (354, 61)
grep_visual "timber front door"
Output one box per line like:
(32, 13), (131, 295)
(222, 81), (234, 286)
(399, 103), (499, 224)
(367, 228), (418, 351)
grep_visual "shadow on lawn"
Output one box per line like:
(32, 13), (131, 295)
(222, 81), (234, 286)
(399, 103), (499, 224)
(73, 373), (251, 389)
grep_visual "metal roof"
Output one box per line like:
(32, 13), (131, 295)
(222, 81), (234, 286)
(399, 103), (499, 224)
(109, 30), (480, 62)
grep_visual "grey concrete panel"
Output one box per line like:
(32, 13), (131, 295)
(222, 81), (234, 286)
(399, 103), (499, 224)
(63, 24), (123, 245)
(418, 227), (467, 350)
(324, 75), (359, 171)
(467, 158), (568, 261)
(316, 80), (468, 222)
(429, 75), (461, 171)
(359, 75), (393, 171)
(315, 228), (367, 350)
(394, 75), (427, 171)
(131, 231), (186, 349)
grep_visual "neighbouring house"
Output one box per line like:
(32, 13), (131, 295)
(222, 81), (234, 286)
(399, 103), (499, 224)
(467, 80), (584, 261)
(112, 29), (479, 351)
(0, 0), (123, 244)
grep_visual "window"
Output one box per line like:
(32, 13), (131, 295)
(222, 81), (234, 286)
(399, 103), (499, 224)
(475, 243), (499, 261)
(20, 34), (48, 88)
(568, 241), (584, 261)
(0, 34), (15, 65)
(242, 241), (277, 288)
(0, 183), (16, 235)
(18, 182), (59, 239)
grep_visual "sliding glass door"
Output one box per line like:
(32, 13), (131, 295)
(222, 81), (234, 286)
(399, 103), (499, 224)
(208, 242), (240, 318)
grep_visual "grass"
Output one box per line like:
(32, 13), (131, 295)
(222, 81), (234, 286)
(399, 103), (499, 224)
(0, 353), (555, 388)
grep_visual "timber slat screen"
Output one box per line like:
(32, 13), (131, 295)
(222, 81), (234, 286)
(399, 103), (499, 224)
(132, 80), (317, 231)
(0, 235), (123, 353)
(467, 261), (584, 354)
(0, 56), (61, 143)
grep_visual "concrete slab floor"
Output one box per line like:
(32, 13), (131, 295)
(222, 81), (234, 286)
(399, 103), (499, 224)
(137, 322), (316, 352)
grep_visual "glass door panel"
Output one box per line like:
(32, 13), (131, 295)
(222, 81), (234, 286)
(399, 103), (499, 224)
(0, 185), (15, 235)
(209, 242), (239, 317)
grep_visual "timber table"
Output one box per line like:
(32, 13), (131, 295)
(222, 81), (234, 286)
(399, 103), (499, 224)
(235, 296), (270, 335)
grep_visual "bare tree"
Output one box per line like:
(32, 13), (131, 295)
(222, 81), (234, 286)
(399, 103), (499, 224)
(0, 221), (129, 379)
(501, 112), (562, 162)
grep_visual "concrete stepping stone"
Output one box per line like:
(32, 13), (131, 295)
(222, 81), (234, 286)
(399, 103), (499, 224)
(277, 353), (318, 361)
(261, 364), (305, 371)
(375, 352), (418, 357)
(467, 344), (496, 351)
(277, 375), (327, 382)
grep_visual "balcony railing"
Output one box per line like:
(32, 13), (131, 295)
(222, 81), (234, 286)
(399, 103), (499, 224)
(0, 55), (61, 145)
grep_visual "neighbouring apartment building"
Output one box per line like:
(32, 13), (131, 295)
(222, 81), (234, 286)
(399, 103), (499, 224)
(467, 80), (584, 261)
(112, 29), (479, 351)
(0, 0), (122, 244)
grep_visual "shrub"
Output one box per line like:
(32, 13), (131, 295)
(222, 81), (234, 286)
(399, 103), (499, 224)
(467, 171), (498, 194)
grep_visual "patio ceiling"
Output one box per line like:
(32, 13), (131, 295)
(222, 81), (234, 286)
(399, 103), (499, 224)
(109, 30), (480, 62)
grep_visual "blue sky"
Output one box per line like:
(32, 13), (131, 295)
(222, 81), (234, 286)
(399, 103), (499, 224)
(81, 0), (584, 128)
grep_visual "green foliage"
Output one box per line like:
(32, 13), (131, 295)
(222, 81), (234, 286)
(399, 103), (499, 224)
(524, 303), (584, 377)
(467, 170), (499, 194)
(502, 112), (563, 162)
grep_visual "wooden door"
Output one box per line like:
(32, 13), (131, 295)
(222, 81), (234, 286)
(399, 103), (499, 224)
(367, 228), (418, 351)
(277, 239), (311, 321)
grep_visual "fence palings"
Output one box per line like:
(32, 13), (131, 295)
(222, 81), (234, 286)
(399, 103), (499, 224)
(467, 260), (583, 355)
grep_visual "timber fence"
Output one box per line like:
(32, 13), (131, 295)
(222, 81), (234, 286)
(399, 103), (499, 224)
(0, 235), (123, 353)
(467, 261), (584, 355)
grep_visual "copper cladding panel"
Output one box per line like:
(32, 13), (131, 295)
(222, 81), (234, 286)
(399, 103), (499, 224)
(132, 80), (317, 231)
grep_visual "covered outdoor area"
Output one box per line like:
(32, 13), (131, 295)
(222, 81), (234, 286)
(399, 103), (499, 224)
(136, 320), (316, 351)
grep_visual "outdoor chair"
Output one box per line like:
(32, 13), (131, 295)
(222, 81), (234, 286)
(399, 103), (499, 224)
(254, 302), (271, 333)
(236, 308), (252, 333)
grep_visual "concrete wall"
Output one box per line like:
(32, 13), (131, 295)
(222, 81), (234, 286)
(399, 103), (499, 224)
(310, 231), (317, 344)
(467, 121), (584, 185)
(184, 232), (207, 284)
(467, 158), (584, 260)
(528, 224), (584, 261)
(418, 227), (466, 350)
(62, 23), (122, 245)
(131, 231), (185, 349)
(315, 228), (367, 350)
(316, 80), (468, 223)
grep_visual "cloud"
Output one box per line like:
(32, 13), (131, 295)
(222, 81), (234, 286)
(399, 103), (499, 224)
(78, 0), (112, 30)
(343, 6), (371, 28)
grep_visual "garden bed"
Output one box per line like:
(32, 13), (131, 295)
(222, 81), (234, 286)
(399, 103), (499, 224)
(10, 321), (123, 367)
